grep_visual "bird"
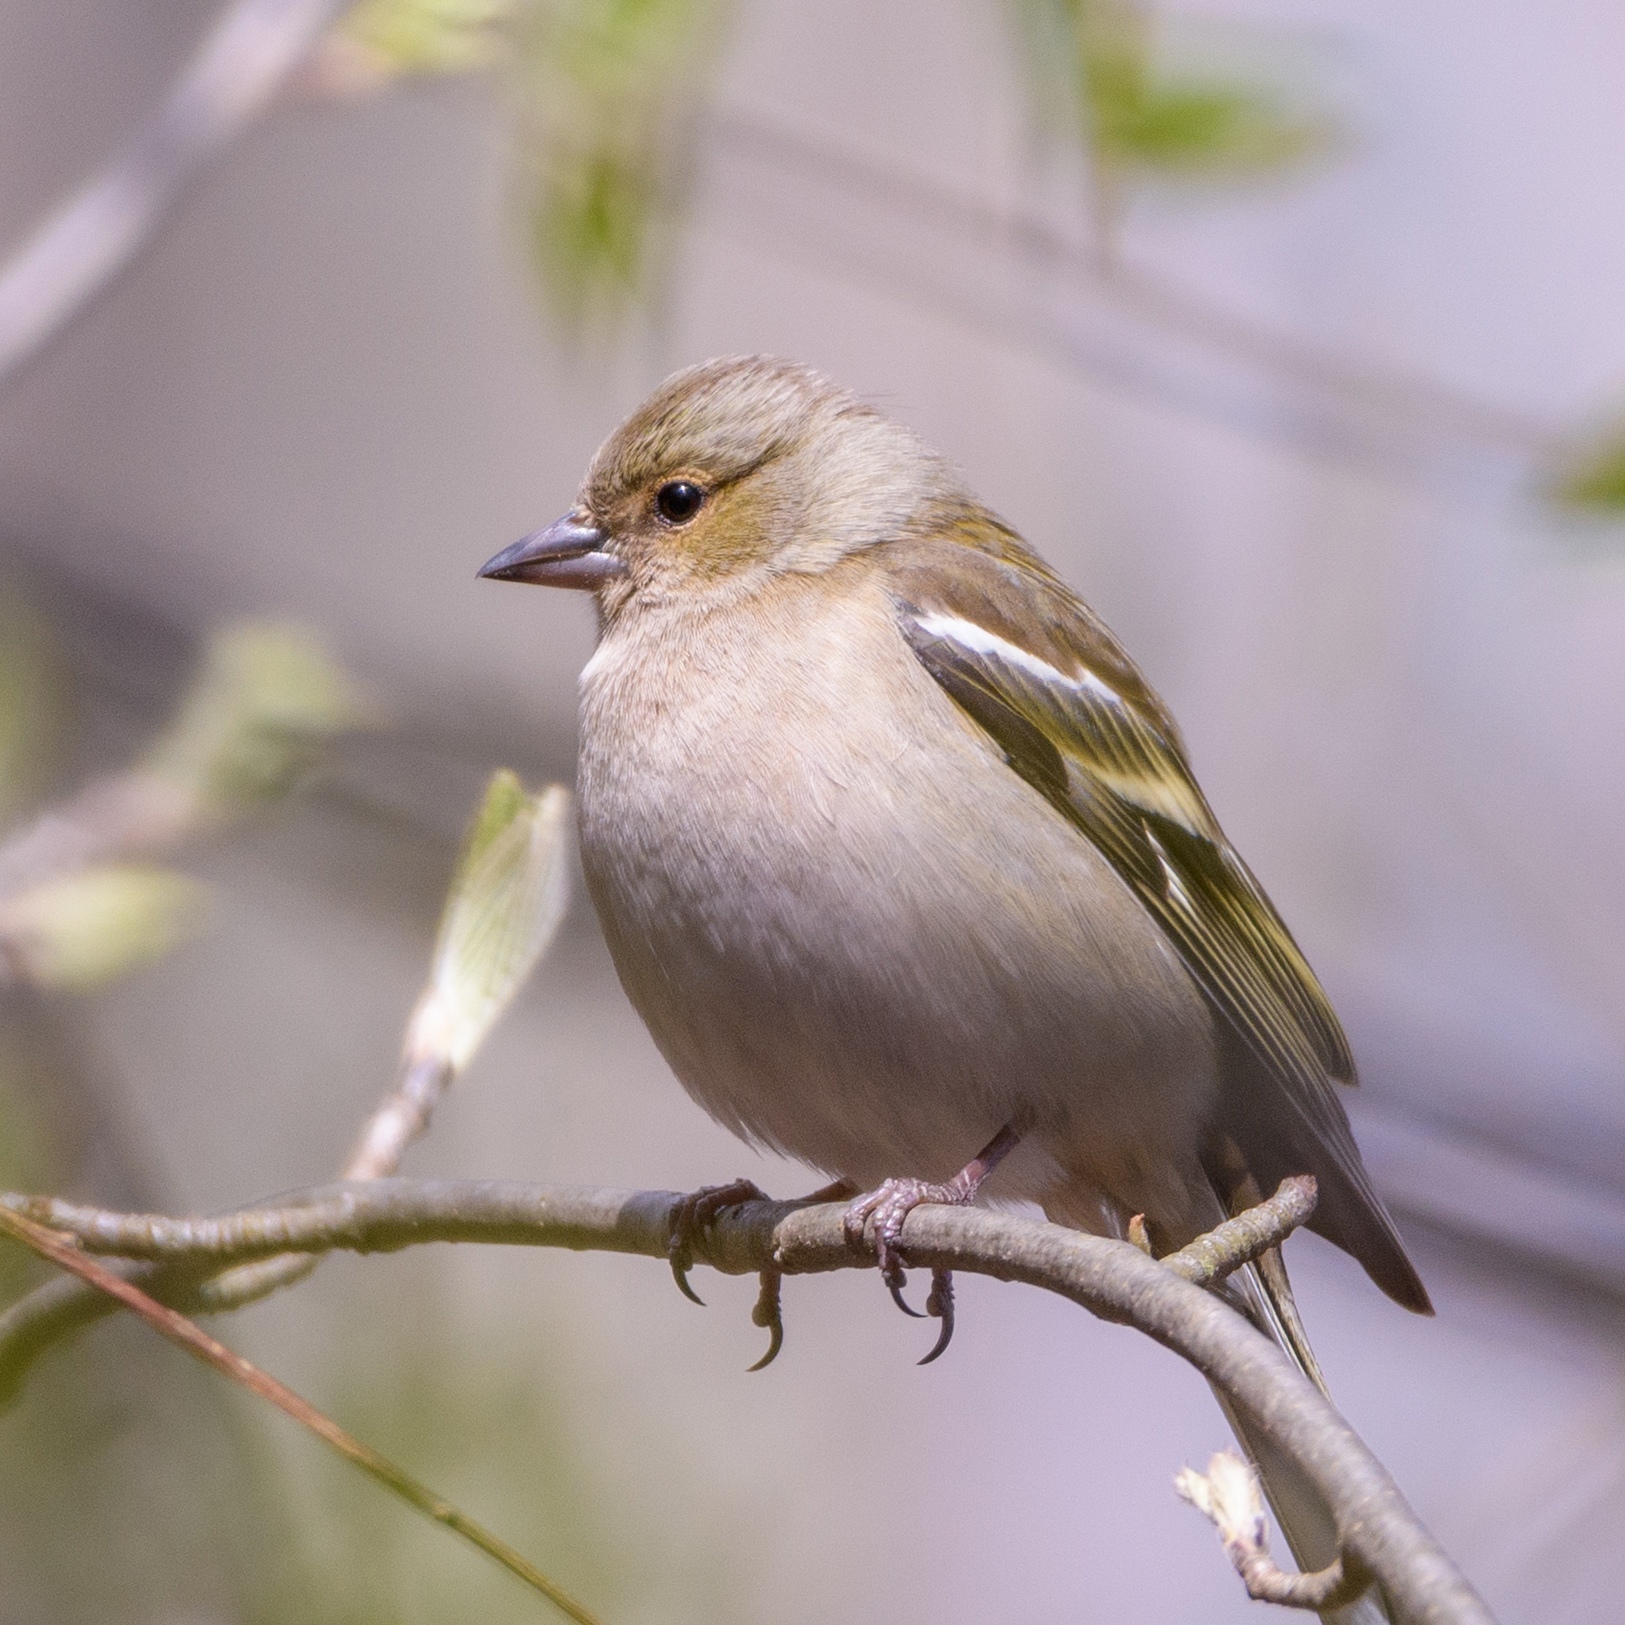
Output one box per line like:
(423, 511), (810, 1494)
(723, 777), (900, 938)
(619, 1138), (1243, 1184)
(479, 354), (1431, 1623)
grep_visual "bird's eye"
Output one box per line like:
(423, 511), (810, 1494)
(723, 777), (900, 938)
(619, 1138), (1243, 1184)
(655, 480), (706, 525)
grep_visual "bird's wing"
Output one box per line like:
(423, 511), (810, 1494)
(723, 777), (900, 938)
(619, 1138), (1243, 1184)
(879, 527), (1358, 1145)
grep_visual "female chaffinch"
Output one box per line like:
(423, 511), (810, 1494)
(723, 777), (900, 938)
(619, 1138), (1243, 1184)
(481, 356), (1427, 1621)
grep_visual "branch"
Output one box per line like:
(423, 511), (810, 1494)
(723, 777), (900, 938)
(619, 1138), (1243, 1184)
(0, 622), (360, 899)
(1161, 1174), (1318, 1285)
(1, 1177), (1492, 1625)
(0, 774), (196, 899)
(191, 1051), (452, 1309)
(0, 0), (350, 390)
(0, 769), (569, 1374)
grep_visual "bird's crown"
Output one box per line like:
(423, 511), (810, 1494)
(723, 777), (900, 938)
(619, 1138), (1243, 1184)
(578, 355), (960, 599)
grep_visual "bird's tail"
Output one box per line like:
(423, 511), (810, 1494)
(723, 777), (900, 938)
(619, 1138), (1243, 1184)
(1218, 1243), (1393, 1625)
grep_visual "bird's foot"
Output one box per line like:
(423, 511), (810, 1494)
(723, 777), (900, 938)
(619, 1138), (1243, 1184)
(666, 1179), (787, 1369)
(843, 1177), (979, 1362)
(667, 1178), (769, 1306)
(843, 1175), (973, 1293)
(739, 1181), (859, 1369)
(841, 1125), (1021, 1364)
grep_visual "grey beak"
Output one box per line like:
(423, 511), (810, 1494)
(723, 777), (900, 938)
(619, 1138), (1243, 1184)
(477, 513), (625, 590)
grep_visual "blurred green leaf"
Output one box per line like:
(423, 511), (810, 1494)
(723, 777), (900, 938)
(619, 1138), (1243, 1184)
(517, 0), (734, 329)
(143, 622), (367, 818)
(323, 0), (736, 328)
(459, 764), (531, 873)
(1091, 62), (1328, 176)
(407, 773), (570, 1072)
(1010, 0), (1335, 183)
(1547, 424), (1625, 516)
(0, 864), (209, 991)
(334, 0), (515, 81)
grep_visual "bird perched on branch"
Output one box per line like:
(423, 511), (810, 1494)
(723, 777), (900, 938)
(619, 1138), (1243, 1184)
(480, 355), (1430, 1624)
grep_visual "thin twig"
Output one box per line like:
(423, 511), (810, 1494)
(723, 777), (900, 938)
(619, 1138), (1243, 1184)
(1234, 1547), (1370, 1612)
(0, 0), (349, 390)
(1161, 1175), (1318, 1286)
(1177, 1448), (1374, 1611)
(0, 1177), (1492, 1625)
(196, 1053), (454, 1309)
(343, 1051), (455, 1181)
(0, 1204), (606, 1625)
(0, 619), (361, 930)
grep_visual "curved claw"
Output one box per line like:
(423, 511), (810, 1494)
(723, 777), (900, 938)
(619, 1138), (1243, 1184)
(840, 1130), (1019, 1361)
(747, 1270), (785, 1371)
(747, 1317), (784, 1372)
(666, 1178), (769, 1308)
(669, 1251), (706, 1306)
(886, 1272), (926, 1318)
(918, 1268), (955, 1365)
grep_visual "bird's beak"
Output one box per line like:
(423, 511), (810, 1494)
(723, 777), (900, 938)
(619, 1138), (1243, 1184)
(477, 513), (626, 590)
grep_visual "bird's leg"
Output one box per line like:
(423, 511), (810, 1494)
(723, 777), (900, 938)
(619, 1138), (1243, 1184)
(667, 1178), (770, 1305)
(843, 1124), (1020, 1358)
(843, 1126), (1019, 1277)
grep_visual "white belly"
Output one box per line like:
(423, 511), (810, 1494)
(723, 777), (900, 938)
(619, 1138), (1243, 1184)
(575, 570), (1218, 1225)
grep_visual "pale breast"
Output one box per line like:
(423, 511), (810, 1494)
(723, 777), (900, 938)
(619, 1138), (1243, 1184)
(575, 566), (1218, 1216)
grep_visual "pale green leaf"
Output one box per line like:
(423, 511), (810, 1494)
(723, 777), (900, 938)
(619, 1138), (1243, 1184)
(1009, 1), (1337, 184)
(408, 775), (571, 1072)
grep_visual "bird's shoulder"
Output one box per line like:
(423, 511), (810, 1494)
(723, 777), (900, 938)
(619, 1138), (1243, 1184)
(874, 508), (1192, 757)
(869, 510), (1218, 841)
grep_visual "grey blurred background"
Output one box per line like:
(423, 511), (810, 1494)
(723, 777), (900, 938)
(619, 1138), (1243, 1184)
(1, 1), (1623, 1621)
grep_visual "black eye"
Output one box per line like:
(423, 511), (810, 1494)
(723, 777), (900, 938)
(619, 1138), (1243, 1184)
(655, 480), (705, 525)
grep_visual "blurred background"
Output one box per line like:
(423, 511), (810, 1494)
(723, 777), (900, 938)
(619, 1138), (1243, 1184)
(0, 1), (1623, 1621)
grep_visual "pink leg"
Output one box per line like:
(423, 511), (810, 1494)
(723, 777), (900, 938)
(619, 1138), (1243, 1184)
(842, 1125), (1020, 1362)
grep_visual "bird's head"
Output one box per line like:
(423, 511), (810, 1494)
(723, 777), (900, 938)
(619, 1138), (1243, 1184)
(478, 355), (953, 616)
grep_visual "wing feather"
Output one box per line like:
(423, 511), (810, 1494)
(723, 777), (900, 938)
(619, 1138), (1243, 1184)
(882, 533), (1355, 1121)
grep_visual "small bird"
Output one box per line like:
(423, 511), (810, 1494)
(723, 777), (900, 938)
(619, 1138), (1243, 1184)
(480, 355), (1429, 1622)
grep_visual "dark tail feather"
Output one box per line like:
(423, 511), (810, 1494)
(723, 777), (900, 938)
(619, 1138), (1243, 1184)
(1218, 1246), (1393, 1625)
(1212, 1029), (1433, 1317)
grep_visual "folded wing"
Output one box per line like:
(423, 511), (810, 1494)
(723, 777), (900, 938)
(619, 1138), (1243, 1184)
(880, 524), (1428, 1312)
